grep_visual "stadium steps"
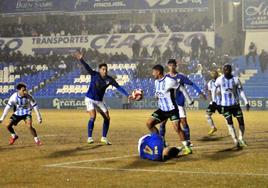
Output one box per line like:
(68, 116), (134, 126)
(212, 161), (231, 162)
(239, 69), (258, 84)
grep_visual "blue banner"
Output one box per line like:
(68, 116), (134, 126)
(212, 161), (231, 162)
(243, 0), (268, 30)
(1, 0), (209, 14)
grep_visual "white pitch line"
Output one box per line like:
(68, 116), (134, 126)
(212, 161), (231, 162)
(44, 154), (138, 167)
(46, 165), (268, 177)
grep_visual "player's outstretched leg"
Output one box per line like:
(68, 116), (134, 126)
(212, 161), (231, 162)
(146, 118), (160, 134)
(25, 119), (42, 146)
(7, 119), (18, 145)
(87, 110), (96, 144)
(236, 116), (247, 147)
(172, 120), (192, 155)
(100, 111), (112, 145)
(206, 111), (217, 136)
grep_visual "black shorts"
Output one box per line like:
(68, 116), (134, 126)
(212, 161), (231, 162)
(10, 114), (32, 126)
(207, 104), (222, 114)
(151, 109), (180, 123)
(222, 105), (243, 118)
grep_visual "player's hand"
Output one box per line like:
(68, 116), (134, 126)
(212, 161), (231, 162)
(128, 95), (134, 100)
(246, 103), (250, 111)
(73, 51), (83, 60)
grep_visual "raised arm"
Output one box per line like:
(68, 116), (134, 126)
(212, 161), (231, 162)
(111, 78), (130, 97)
(179, 74), (206, 99)
(73, 51), (96, 75)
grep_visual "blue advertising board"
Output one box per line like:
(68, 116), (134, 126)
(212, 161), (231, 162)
(1, 0), (209, 14)
(243, 0), (268, 30)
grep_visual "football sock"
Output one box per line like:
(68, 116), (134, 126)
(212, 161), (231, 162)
(8, 126), (16, 135)
(102, 119), (110, 137)
(182, 124), (190, 141)
(238, 124), (245, 140)
(182, 141), (188, 147)
(34, 137), (39, 142)
(226, 124), (238, 143)
(88, 118), (95, 137)
(159, 123), (166, 137)
(206, 114), (215, 128)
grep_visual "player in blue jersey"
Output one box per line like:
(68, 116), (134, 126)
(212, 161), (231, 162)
(138, 133), (181, 161)
(74, 51), (132, 145)
(159, 59), (206, 146)
(0, 83), (42, 146)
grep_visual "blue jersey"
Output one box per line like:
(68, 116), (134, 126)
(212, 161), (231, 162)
(167, 73), (202, 106)
(138, 133), (164, 161)
(79, 59), (129, 101)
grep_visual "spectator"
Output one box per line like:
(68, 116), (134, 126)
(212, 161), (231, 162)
(259, 49), (268, 73)
(246, 42), (257, 66)
(141, 47), (149, 58)
(132, 40), (141, 59)
(191, 36), (200, 59)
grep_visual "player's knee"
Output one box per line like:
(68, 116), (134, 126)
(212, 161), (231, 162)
(146, 120), (154, 129)
(206, 113), (212, 119)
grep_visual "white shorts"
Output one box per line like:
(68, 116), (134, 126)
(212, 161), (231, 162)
(178, 105), (186, 118)
(85, 97), (108, 113)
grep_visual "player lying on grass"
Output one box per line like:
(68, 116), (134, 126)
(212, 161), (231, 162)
(0, 83), (42, 146)
(73, 51), (133, 145)
(159, 59), (206, 146)
(206, 70), (222, 136)
(212, 64), (250, 147)
(146, 64), (193, 155)
(138, 133), (181, 161)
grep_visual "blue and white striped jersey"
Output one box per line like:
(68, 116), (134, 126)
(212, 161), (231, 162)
(154, 75), (180, 112)
(214, 75), (243, 107)
(207, 79), (221, 105)
(7, 92), (37, 116)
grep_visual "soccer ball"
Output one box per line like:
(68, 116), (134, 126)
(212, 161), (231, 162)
(132, 89), (143, 101)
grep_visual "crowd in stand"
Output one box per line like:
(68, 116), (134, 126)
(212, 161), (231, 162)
(0, 14), (213, 37)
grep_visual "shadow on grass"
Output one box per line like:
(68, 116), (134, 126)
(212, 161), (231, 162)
(197, 135), (229, 142)
(46, 144), (104, 158)
(204, 146), (244, 161)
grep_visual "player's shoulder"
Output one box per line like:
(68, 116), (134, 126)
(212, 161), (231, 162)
(216, 75), (224, 82)
(165, 75), (176, 81)
(9, 92), (18, 99)
(232, 76), (240, 82)
(26, 93), (35, 100)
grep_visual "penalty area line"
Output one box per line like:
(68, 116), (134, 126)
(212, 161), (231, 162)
(43, 154), (138, 167)
(45, 165), (268, 177)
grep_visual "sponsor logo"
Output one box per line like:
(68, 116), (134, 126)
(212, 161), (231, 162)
(52, 98), (85, 109)
(246, 2), (268, 16)
(0, 38), (23, 51)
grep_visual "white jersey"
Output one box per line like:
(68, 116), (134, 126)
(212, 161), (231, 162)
(207, 79), (221, 105)
(214, 75), (243, 107)
(7, 92), (37, 116)
(155, 75), (180, 112)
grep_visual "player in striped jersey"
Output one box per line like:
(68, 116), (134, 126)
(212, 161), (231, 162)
(206, 70), (222, 135)
(146, 64), (193, 155)
(159, 59), (206, 146)
(0, 83), (42, 145)
(212, 65), (250, 147)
